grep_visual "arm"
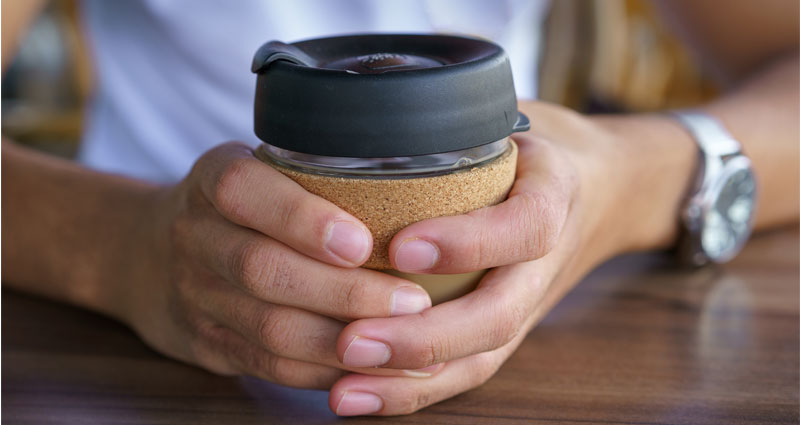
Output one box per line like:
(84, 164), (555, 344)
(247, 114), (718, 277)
(598, 54), (799, 255)
(1, 1), (130, 311)
(2, 140), (159, 318)
(323, 0), (799, 416)
(612, 0), (799, 251)
(3, 3), (433, 395)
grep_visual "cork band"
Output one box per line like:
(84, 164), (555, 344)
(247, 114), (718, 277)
(259, 141), (518, 269)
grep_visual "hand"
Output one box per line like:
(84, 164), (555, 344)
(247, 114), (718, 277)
(107, 142), (437, 389)
(326, 101), (643, 415)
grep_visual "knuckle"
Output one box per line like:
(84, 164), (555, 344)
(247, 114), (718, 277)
(514, 191), (560, 260)
(336, 278), (369, 316)
(270, 190), (302, 236)
(308, 207), (336, 248)
(232, 240), (294, 296)
(260, 247), (297, 295)
(273, 192), (332, 248)
(399, 390), (433, 415)
(471, 217), (491, 269)
(414, 321), (450, 366)
(424, 340), (442, 366)
(192, 318), (222, 343)
(538, 199), (564, 254)
(256, 307), (294, 355)
(231, 240), (267, 289)
(489, 298), (527, 349)
(462, 210), (492, 269)
(213, 158), (252, 221)
(414, 391), (432, 412)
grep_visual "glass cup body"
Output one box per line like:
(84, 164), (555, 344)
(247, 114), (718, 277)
(257, 138), (510, 178)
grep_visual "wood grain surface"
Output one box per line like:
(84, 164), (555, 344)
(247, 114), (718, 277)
(3, 227), (798, 424)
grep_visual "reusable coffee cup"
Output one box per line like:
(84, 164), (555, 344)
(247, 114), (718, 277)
(251, 34), (529, 304)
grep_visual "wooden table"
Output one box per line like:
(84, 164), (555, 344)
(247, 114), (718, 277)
(3, 227), (798, 424)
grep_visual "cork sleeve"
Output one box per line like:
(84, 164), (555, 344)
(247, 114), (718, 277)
(259, 140), (518, 269)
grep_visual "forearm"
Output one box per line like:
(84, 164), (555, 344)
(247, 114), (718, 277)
(1, 139), (160, 317)
(706, 55), (800, 229)
(592, 55), (799, 256)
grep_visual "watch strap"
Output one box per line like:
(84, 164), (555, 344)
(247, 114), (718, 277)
(669, 109), (752, 266)
(670, 110), (742, 157)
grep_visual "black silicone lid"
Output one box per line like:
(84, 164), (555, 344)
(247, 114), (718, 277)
(252, 34), (529, 158)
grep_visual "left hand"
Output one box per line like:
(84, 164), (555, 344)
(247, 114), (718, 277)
(327, 101), (631, 415)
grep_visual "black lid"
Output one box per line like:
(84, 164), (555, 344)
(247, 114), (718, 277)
(252, 34), (529, 158)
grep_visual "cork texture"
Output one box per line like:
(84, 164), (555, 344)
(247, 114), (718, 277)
(260, 141), (517, 269)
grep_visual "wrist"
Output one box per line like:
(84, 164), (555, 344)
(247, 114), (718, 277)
(98, 184), (172, 326)
(588, 113), (698, 256)
(76, 180), (167, 325)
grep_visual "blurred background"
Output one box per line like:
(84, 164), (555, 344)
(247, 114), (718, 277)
(2, 0), (718, 159)
(2, 0), (90, 157)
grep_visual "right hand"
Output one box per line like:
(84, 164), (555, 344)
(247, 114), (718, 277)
(111, 142), (434, 389)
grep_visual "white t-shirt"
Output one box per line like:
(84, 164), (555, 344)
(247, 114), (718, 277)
(79, 0), (549, 183)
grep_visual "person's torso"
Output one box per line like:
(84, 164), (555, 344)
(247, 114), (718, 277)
(79, 0), (549, 182)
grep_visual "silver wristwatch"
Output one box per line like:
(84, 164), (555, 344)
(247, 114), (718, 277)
(671, 110), (758, 266)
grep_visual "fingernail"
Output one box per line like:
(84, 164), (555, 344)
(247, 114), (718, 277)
(336, 391), (383, 416)
(395, 238), (439, 272)
(403, 363), (445, 378)
(342, 336), (391, 367)
(326, 220), (370, 264)
(390, 286), (431, 316)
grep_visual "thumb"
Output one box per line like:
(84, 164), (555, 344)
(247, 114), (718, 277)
(389, 136), (575, 274)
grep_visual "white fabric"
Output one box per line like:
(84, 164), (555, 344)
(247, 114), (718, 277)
(79, 0), (549, 182)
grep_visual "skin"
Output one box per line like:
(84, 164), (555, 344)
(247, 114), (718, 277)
(2, 0), (798, 417)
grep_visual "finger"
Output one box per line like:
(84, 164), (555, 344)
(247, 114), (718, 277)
(335, 262), (547, 370)
(191, 321), (345, 389)
(193, 142), (373, 267)
(179, 211), (431, 319)
(389, 136), (575, 273)
(328, 322), (527, 416)
(191, 277), (342, 367)
(192, 278), (444, 378)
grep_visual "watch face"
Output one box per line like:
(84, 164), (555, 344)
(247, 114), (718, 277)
(701, 164), (757, 262)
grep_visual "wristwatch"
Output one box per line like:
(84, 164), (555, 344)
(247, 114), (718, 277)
(671, 110), (758, 266)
